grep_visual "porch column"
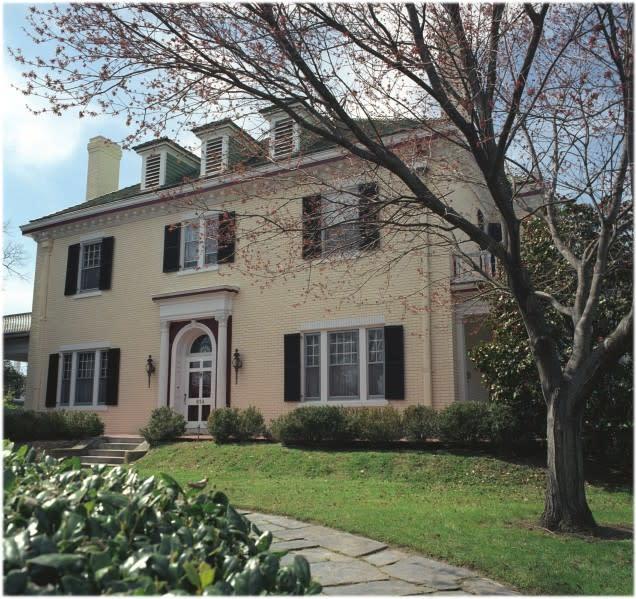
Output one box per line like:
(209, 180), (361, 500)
(216, 314), (229, 409)
(157, 320), (170, 407)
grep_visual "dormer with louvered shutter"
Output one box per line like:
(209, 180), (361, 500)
(192, 119), (259, 179)
(260, 102), (316, 160)
(133, 138), (200, 191)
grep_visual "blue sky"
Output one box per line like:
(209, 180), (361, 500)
(2, 4), (141, 315)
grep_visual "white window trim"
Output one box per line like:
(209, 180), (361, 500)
(180, 215), (219, 272)
(56, 348), (109, 410)
(270, 116), (300, 159)
(72, 290), (103, 300)
(76, 237), (103, 294)
(300, 326), (388, 405)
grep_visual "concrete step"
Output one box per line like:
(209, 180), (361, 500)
(98, 442), (140, 450)
(103, 436), (143, 444)
(80, 455), (125, 465)
(85, 449), (127, 458)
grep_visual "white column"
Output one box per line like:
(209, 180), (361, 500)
(216, 314), (228, 410)
(157, 320), (170, 407)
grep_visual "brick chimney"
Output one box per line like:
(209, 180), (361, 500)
(85, 136), (122, 201)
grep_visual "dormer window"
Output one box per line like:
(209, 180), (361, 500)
(271, 117), (299, 159)
(134, 138), (200, 191)
(203, 136), (227, 177)
(144, 154), (161, 189)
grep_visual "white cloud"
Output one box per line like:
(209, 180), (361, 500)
(2, 67), (108, 169)
(2, 276), (33, 315)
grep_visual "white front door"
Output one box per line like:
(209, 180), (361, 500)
(182, 333), (216, 429)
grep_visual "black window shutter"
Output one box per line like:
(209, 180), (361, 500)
(64, 244), (80, 296)
(487, 222), (502, 242)
(105, 348), (120, 406)
(45, 353), (60, 408)
(218, 211), (236, 264)
(99, 236), (114, 290)
(163, 224), (181, 272)
(302, 195), (322, 259)
(384, 325), (405, 400)
(283, 333), (301, 402)
(358, 182), (380, 250)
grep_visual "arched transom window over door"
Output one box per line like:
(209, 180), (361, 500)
(190, 334), (212, 354)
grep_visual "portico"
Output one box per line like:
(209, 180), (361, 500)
(152, 286), (238, 424)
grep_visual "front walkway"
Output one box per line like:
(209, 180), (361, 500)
(244, 511), (515, 595)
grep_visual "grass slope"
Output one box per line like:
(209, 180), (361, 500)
(135, 443), (633, 595)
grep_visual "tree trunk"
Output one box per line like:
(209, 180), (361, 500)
(541, 394), (596, 531)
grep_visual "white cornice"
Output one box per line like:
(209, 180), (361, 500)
(22, 126), (450, 237)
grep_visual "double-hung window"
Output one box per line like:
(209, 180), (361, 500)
(79, 241), (102, 292)
(57, 349), (110, 407)
(181, 216), (219, 271)
(302, 327), (386, 403)
(328, 330), (360, 399)
(304, 333), (320, 400)
(322, 191), (361, 254)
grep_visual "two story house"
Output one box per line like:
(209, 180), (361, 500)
(21, 109), (518, 434)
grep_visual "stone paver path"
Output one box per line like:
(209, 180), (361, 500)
(243, 511), (516, 596)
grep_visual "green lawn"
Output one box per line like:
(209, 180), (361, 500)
(134, 442), (633, 595)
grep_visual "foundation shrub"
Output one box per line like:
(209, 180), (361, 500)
(139, 407), (186, 447)
(437, 402), (491, 445)
(403, 405), (439, 441)
(208, 407), (266, 443)
(3, 409), (104, 442)
(269, 406), (350, 444)
(347, 407), (404, 443)
(237, 406), (266, 441)
(3, 442), (320, 595)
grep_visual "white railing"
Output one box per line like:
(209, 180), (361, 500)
(452, 251), (496, 284)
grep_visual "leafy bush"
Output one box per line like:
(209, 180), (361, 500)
(348, 407), (404, 443)
(4, 409), (104, 442)
(487, 402), (519, 446)
(208, 407), (266, 443)
(237, 406), (266, 441)
(3, 442), (320, 595)
(403, 405), (439, 441)
(139, 407), (186, 447)
(270, 406), (350, 444)
(208, 408), (241, 443)
(437, 401), (491, 445)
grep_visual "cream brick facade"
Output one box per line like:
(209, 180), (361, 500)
(23, 131), (497, 434)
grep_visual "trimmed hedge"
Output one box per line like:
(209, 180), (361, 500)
(436, 401), (492, 445)
(3, 409), (104, 442)
(403, 405), (439, 441)
(3, 442), (320, 595)
(271, 402), (519, 447)
(140, 407), (186, 447)
(208, 407), (266, 443)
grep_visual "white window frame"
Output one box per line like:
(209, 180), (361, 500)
(178, 215), (219, 273)
(77, 237), (103, 294)
(56, 347), (109, 410)
(300, 325), (387, 406)
(270, 116), (300, 159)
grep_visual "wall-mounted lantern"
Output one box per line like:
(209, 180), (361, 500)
(232, 348), (242, 384)
(145, 355), (156, 388)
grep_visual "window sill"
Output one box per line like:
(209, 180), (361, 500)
(56, 405), (108, 411)
(176, 265), (219, 276)
(72, 290), (102, 299)
(302, 398), (388, 407)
